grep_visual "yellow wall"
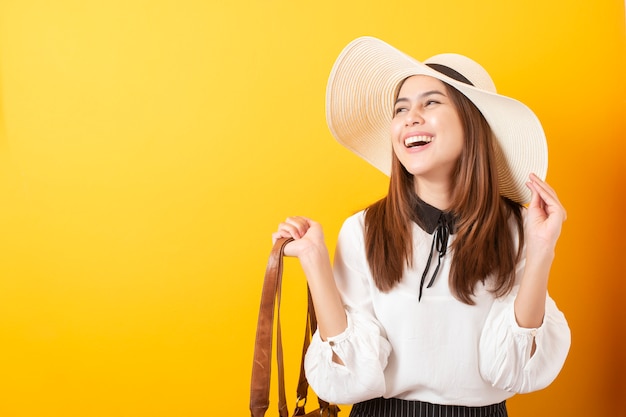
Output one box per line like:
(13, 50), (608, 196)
(0, 1), (624, 416)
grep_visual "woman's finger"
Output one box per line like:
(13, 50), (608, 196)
(527, 174), (567, 221)
(529, 174), (562, 205)
(272, 230), (293, 243)
(530, 174), (565, 202)
(284, 216), (312, 237)
(273, 216), (313, 241)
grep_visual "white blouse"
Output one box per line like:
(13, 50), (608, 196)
(304, 210), (571, 407)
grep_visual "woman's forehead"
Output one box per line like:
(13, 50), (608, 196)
(398, 75), (447, 92)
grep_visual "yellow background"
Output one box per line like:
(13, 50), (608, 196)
(0, 0), (624, 416)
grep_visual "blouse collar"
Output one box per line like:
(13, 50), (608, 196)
(412, 196), (457, 301)
(413, 196), (456, 235)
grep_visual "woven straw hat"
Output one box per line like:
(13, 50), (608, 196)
(326, 36), (547, 204)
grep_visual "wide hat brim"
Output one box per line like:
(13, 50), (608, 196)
(326, 36), (547, 204)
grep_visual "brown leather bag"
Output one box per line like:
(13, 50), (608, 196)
(250, 237), (340, 417)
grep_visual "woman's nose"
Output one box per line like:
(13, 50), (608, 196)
(405, 108), (424, 126)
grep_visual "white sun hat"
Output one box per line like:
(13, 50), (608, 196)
(325, 36), (547, 204)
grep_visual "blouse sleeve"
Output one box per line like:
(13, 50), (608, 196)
(478, 271), (571, 393)
(304, 212), (392, 404)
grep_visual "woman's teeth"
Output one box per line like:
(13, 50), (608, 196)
(405, 135), (433, 148)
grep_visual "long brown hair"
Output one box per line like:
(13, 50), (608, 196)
(364, 80), (524, 304)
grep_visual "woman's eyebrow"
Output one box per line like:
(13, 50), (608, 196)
(394, 97), (410, 105)
(395, 90), (447, 104)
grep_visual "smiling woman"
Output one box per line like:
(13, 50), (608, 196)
(273, 37), (571, 416)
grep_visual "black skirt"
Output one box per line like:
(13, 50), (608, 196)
(349, 397), (507, 417)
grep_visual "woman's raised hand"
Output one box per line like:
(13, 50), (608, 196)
(272, 216), (327, 258)
(273, 216), (347, 340)
(524, 173), (567, 259)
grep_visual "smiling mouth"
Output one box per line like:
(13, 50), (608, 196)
(405, 135), (433, 148)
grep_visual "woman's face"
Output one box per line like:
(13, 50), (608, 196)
(390, 75), (464, 187)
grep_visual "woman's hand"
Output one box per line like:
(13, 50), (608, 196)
(524, 174), (567, 260)
(272, 217), (347, 340)
(515, 174), (567, 329)
(272, 216), (327, 258)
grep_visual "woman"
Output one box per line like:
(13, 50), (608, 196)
(273, 37), (570, 417)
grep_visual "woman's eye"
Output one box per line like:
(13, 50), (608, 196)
(425, 100), (440, 107)
(394, 107), (408, 114)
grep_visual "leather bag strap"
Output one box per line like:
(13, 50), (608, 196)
(250, 237), (295, 417)
(250, 237), (336, 417)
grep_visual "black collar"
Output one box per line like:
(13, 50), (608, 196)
(413, 197), (456, 234)
(412, 196), (457, 301)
